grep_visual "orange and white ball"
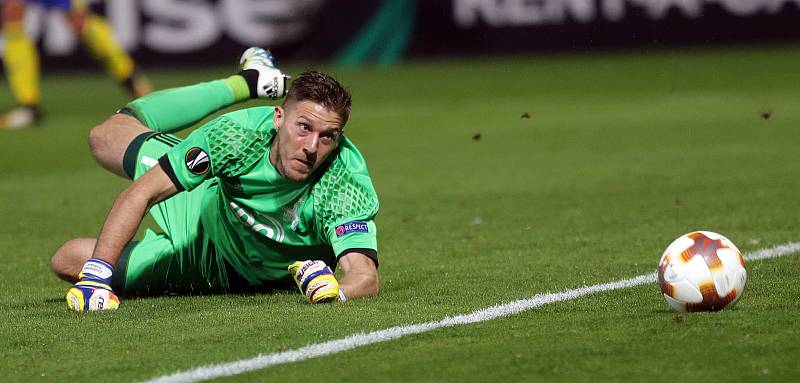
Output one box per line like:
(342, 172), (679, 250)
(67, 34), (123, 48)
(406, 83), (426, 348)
(658, 231), (747, 312)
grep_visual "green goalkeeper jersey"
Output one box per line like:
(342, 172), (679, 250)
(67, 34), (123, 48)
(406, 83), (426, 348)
(158, 106), (379, 286)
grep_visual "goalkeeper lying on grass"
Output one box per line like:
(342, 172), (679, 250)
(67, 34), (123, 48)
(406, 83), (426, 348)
(50, 47), (380, 310)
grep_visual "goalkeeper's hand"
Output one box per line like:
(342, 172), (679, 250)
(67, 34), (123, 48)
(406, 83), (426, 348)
(66, 258), (120, 311)
(288, 260), (345, 303)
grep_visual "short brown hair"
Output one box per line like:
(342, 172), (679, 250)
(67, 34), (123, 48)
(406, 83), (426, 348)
(284, 70), (352, 127)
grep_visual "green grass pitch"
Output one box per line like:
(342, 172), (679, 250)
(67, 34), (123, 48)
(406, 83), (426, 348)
(1, 44), (800, 382)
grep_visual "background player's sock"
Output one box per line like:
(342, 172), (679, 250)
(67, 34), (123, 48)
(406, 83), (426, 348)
(3, 21), (40, 107)
(120, 70), (153, 98)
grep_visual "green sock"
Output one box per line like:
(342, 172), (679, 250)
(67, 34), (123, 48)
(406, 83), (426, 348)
(222, 75), (251, 101)
(126, 76), (250, 134)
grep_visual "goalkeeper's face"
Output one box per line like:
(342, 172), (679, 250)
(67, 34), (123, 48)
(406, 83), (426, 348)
(271, 100), (344, 181)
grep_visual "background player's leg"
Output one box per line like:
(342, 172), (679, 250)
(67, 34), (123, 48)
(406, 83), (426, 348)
(0, 0), (42, 129)
(51, 238), (96, 283)
(89, 113), (151, 178)
(67, 8), (152, 98)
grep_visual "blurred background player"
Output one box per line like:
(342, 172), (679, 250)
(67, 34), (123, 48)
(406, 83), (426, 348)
(0, 0), (151, 129)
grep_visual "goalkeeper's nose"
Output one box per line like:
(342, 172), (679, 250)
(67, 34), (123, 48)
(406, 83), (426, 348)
(302, 133), (320, 154)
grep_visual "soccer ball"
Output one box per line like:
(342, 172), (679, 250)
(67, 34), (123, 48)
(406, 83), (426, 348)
(657, 231), (747, 312)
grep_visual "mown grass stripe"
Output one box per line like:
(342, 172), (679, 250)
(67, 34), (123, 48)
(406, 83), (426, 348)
(142, 242), (800, 383)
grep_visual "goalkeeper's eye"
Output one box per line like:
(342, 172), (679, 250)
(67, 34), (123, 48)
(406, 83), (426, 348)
(320, 131), (339, 145)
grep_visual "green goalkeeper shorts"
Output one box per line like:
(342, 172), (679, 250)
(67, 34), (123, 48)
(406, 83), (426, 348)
(112, 131), (244, 296)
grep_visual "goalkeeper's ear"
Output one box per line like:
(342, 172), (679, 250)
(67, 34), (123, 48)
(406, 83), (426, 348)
(273, 106), (284, 130)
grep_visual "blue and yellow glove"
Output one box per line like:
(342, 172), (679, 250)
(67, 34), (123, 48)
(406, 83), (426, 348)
(66, 258), (120, 311)
(288, 260), (345, 303)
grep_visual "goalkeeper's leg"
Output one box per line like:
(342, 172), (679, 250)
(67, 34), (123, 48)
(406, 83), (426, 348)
(52, 238), (96, 283)
(87, 80), (240, 178)
(88, 47), (288, 177)
(124, 46), (288, 134)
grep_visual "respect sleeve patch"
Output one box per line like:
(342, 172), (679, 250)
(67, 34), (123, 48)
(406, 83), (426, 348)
(335, 221), (369, 237)
(328, 220), (377, 259)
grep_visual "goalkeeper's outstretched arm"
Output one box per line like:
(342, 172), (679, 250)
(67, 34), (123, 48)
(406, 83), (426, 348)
(91, 164), (178, 268)
(62, 164), (179, 311)
(338, 252), (380, 300)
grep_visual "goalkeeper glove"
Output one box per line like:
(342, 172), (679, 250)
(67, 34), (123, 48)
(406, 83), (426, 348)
(66, 258), (120, 311)
(239, 47), (289, 99)
(288, 260), (346, 303)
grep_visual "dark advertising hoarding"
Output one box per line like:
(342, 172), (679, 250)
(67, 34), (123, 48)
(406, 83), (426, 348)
(3, 0), (799, 68)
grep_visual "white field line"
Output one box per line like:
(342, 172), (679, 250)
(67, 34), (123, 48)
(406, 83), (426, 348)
(142, 242), (800, 383)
